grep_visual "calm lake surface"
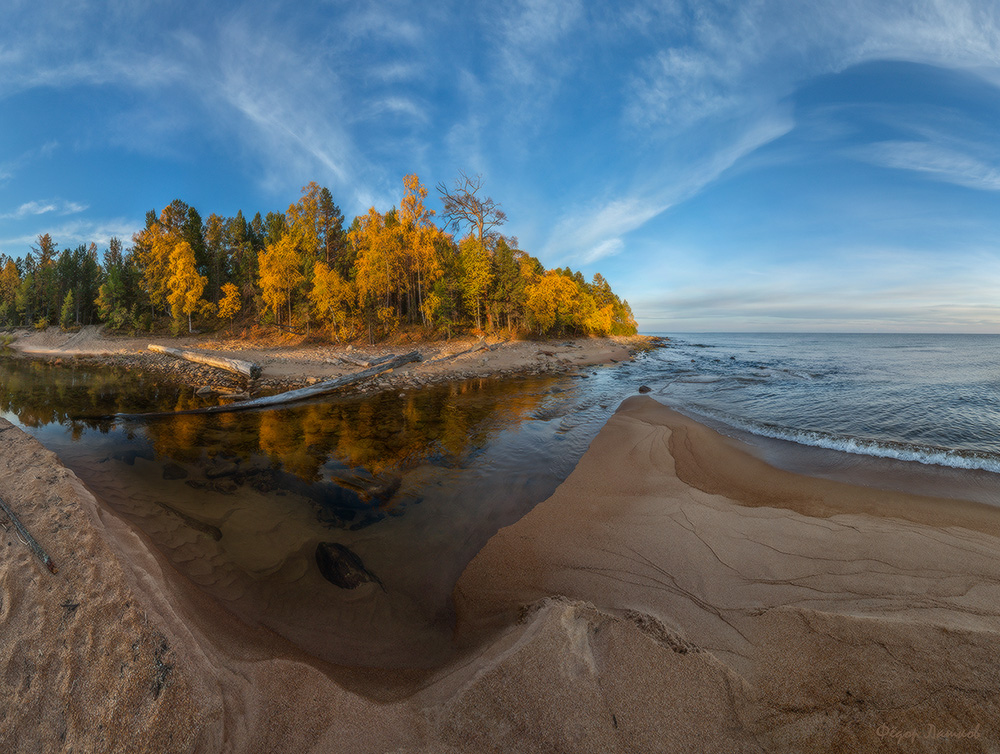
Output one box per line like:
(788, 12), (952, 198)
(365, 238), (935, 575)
(0, 350), (652, 667)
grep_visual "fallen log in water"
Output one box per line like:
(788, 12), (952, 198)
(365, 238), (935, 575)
(118, 350), (421, 420)
(0, 494), (57, 574)
(149, 344), (262, 380)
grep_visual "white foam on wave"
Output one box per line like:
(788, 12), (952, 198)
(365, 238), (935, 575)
(681, 405), (1000, 475)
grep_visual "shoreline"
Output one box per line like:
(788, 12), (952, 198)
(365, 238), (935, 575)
(680, 403), (1000, 509)
(2, 393), (999, 750)
(5, 325), (662, 397)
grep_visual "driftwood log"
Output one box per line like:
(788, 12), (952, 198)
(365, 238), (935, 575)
(334, 353), (398, 368)
(0, 494), (57, 574)
(424, 340), (508, 365)
(119, 350), (421, 420)
(149, 345), (262, 380)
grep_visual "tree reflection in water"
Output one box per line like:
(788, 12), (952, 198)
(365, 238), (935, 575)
(0, 354), (611, 666)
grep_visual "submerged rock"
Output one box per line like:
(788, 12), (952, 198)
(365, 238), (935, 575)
(315, 542), (384, 590)
(112, 448), (155, 466)
(210, 480), (239, 495)
(205, 460), (239, 479)
(162, 462), (188, 480)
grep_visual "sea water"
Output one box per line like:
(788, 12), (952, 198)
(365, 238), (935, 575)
(642, 333), (1000, 504)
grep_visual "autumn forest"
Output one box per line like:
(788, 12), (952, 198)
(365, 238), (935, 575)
(0, 174), (637, 341)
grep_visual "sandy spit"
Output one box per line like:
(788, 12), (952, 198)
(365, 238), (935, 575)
(3, 389), (999, 751)
(455, 396), (1000, 752)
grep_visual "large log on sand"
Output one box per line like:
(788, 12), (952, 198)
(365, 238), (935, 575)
(149, 344), (262, 379)
(119, 350), (421, 420)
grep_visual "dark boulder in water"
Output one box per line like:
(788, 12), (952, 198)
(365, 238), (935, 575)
(111, 448), (154, 466)
(205, 460), (239, 479)
(315, 542), (383, 590)
(162, 462), (188, 480)
(638, 385), (652, 394)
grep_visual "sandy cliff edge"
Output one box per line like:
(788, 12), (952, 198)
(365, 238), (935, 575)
(2, 394), (999, 752)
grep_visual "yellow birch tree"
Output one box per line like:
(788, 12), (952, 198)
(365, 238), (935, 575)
(399, 175), (443, 326)
(167, 241), (208, 333)
(310, 261), (354, 339)
(258, 235), (304, 325)
(134, 221), (182, 314)
(0, 259), (20, 324)
(525, 271), (581, 336)
(218, 282), (242, 332)
(459, 235), (492, 331)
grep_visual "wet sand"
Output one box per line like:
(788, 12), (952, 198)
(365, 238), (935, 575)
(2, 395), (999, 751)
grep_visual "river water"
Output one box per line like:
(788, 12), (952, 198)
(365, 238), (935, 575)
(0, 350), (653, 667)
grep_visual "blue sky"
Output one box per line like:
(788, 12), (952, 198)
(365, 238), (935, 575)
(3, 1), (1000, 332)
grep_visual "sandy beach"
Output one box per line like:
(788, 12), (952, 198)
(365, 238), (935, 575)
(2, 380), (999, 750)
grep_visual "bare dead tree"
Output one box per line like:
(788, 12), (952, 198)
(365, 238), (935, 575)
(436, 171), (507, 250)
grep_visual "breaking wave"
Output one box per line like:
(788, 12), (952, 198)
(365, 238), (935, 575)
(681, 405), (1000, 475)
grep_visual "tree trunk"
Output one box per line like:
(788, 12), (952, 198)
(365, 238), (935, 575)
(148, 344), (262, 379)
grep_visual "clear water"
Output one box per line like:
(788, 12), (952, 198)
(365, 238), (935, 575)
(0, 353), (649, 667)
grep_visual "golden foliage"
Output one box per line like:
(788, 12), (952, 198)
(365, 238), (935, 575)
(134, 223), (182, 310)
(0, 259), (19, 308)
(258, 235), (304, 325)
(525, 271), (580, 335)
(166, 241), (208, 332)
(218, 282), (242, 322)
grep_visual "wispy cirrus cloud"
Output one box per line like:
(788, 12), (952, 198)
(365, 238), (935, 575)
(0, 141), (58, 186)
(853, 140), (1000, 190)
(0, 217), (137, 252)
(542, 113), (793, 265)
(1, 199), (88, 220)
(211, 15), (357, 196)
(626, 0), (1000, 140)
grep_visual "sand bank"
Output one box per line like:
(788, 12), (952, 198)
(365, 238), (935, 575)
(2, 395), (999, 752)
(455, 396), (1000, 751)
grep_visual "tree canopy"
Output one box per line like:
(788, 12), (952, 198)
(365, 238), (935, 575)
(0, 175), (637, 340)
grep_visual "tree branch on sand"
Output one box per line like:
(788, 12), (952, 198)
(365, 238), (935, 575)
(0, 494), (57, 574)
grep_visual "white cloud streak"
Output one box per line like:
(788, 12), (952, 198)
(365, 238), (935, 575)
(543, 113), (794, 264)
(855, 141), (1000, 190)
(0, 218), (138, 251)
(0, 199), (88, 220)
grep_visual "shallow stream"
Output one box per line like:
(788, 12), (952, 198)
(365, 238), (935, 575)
(0, 352), (650, 667)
